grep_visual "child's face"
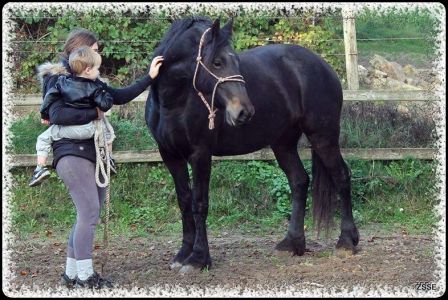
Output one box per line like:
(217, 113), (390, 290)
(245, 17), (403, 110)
(82, 64), (100, 80)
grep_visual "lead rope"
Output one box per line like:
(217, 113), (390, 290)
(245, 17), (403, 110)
(93, 117), (116, 275)
(192, 27), (245, 130)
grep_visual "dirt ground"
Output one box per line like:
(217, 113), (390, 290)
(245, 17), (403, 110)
(3, 225), (442, 297)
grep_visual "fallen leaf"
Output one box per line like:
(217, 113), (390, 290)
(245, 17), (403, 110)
(20, 270), (28, 276)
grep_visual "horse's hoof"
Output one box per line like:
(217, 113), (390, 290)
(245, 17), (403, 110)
(336, 227), (360, 253)
(333, 247), (357, 258)
(275, 235), (306, 256)
(178, 264), (201, 275)
(169, 261), (183, 270)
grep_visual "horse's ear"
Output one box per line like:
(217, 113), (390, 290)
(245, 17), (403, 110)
(222, 18), (234, 36)
(211, 18), (220, 38)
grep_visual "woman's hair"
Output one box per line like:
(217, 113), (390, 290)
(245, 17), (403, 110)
(68, 46), (102, 75)
(61, 28), (98, 59)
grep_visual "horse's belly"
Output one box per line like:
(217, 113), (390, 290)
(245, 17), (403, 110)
(212, 139), (268, 156)
(212, 113), (288, 156)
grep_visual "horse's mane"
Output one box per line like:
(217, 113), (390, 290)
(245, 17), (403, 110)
(153, 16), (211, 58)
(153, 16), (232, 61)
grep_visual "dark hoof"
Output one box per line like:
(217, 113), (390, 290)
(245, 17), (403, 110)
(336, 227), (360, 253)
(274, 235), (306, 256)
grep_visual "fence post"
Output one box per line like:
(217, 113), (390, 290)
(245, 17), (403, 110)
(342, 8), (360, 90)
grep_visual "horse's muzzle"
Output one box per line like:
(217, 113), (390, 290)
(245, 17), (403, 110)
(233, 105), (255, 126)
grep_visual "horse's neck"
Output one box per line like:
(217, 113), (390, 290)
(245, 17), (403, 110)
(158, 60), (193, 109)
(157, 75), (192, 110)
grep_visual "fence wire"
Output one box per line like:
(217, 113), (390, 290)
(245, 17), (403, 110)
(9, 37), (429, 44)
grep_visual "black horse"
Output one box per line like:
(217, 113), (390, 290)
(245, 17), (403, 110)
(145, 16), (359, 274)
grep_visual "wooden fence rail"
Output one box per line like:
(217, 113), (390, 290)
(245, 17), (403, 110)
(7, 90), (439, 107)
(7, 148), (438, 168)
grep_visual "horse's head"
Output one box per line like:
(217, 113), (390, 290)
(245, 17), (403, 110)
(154, 17), (254, 128)
(193, 18), (254, 127)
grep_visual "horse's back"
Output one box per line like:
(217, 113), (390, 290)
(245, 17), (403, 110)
(212, 44), (344, 155)
(238, 44), (343, 131)
(239, 44), (342, 103)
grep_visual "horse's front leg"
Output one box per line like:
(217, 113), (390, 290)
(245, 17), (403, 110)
(159, 149), (196, 270)
(179, 150), (212, 274)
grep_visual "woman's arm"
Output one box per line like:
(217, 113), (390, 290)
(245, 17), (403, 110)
(48, 98), (98, 125)
(101, 75), (153, 105)
(102, 55), (164, 105)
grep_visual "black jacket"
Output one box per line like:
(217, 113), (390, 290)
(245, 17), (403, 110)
(40, 75), (114, 120)
(36, 58), (154, 168)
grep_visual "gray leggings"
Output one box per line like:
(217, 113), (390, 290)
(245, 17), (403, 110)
(56, 156), (105, 260)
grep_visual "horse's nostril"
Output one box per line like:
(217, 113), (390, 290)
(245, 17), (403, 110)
(236, 109), (253, 124)
(237, 110), (246, 121)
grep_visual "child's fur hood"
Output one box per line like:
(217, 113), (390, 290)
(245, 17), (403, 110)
(36, 61), (109, 84)
(36, 62), (69, 83)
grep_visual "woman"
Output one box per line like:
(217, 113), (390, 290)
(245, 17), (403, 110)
(36, 28), (163, 289)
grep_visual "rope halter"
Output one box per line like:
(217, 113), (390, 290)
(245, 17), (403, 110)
(192, 27), (245, 130)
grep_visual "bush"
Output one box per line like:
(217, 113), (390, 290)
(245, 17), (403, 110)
(8, 8), (345, 93)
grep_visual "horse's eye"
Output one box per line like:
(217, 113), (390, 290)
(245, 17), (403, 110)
(213, 60), (222, 68)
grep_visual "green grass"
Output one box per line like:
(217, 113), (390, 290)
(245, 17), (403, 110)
(6, 158), (439, 241)
(108, 109), (158, 151)
(339, 102), (437, 148)
(7, 110), (159, 154)
(7, 103), (436, 156)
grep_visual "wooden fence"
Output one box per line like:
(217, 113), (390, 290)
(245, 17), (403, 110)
(9, 90), (439, 106)
(7, 89), (439, 167)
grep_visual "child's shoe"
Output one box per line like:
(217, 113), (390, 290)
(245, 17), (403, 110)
(29, 165), (51, 187)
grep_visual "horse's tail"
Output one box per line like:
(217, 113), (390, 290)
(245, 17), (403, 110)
(311, 149), (337, 236)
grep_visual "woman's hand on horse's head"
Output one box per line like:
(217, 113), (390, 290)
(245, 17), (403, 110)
(149, 56), (164, 79)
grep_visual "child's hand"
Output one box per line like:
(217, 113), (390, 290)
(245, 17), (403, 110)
(149, 56), (164, 79)
(41, 119), (50, 126)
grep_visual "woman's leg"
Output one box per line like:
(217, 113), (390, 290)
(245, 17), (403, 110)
(64, 224), (77, 280)
(56, 156), (103, 280)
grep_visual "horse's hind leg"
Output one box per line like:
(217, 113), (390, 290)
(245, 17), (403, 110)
(307, 134), (359, 252)
(271, 130), (309, 256)
(159, 149), (196, 269)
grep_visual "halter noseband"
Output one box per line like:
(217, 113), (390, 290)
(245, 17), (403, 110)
(192, 27), (245, 130)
